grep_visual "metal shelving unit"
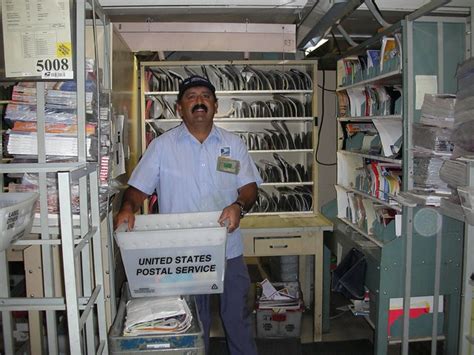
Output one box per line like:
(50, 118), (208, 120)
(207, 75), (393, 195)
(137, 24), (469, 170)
(0, 163), (108, 354)
(458, 160), (474, 355)
(0, 0), (111, 353)
(330, 14), (470, 355)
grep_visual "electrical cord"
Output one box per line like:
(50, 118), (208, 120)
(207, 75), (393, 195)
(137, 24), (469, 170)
(331, 30), (342, 56)
(315, 69), (337, 166)
(371, 0), (383, 16)
(317, 84), (336, 92)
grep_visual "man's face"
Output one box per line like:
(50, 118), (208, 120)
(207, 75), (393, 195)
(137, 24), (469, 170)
(176, 86), (217, 128)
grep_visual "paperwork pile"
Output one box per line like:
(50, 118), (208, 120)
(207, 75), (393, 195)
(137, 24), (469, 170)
(410, 94), (456, 196)
(419, 94), (456, 128)
(124, 296), (192, 336)
(256, 280), (304, 338)
(452, 57), (474, 156)
(257, 279), (302, 310)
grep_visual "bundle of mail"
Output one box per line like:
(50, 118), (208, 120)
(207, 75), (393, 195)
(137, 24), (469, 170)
(452, 57), (474, 156)
(124, 296), (192, 336)
(257, 279), (302, 310)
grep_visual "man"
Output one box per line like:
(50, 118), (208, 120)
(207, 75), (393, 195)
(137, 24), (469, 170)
(114, 75), (262, 355)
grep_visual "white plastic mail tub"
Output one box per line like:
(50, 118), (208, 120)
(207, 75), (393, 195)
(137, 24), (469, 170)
(115, 211), (227, 298)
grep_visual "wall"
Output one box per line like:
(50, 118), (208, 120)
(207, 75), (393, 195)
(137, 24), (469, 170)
(316, 69), (337, 209)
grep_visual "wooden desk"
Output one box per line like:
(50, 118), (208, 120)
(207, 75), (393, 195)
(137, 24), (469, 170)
(240, 214), (333, 342)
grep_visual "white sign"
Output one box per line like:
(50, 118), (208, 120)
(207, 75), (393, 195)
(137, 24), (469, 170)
(1, 0), (73, 79)
(415, 75), (438, 110)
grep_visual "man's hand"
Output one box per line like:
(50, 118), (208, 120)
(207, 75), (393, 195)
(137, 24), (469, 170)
(218, 203), (241, 233)
(113, 208), (136, 231)
(113, 186), (149, 231)
(218, 183), (257, 233)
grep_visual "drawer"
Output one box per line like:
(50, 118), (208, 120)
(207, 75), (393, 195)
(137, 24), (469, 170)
(254, 237), (302, 256)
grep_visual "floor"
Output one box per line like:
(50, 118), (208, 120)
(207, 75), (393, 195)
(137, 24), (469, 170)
(208, 259), (441, 355)
(208, 287), (376, 355)
(209, 259), (375, 354)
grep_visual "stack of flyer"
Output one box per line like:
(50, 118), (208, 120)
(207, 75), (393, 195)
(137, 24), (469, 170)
(124, 296), (193, 336)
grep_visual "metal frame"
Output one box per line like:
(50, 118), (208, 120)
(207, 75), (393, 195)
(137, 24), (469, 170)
(334, 14), (468, 355)
(0, 0), (110, 353)
(459, 161), (474, 355)
(0, 164), (109, 354)
(455, 11), (473, 355)
(400, 15), (468, 355)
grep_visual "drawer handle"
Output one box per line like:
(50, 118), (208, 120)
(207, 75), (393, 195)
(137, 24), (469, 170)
(270, 244), (288, 249)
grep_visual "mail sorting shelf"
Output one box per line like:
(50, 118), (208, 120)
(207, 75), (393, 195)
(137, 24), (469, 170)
(0, 163), (108, 354)
(141, 60), (319, 214)
(240, 214), (333, 342)
(332, 16), (468, 355)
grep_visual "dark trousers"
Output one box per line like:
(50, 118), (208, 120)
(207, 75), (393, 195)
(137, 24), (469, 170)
(195, 255), (258, 355)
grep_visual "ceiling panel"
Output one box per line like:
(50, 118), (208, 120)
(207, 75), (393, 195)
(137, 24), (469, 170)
(100, 0), (307, 7)
(101, 0), (470, 65)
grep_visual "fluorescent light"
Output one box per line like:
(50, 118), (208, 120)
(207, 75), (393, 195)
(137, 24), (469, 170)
(304, 38), (328, 55)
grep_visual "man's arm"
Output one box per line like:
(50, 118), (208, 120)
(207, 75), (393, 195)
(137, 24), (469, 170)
(113, 186), (149, 230)
(218, 182), (258, 233)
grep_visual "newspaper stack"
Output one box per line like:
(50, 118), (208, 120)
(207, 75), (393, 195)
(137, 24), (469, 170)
(410, 94), (456, 197)
(419, 94), (456, 129)
(452, 57), (474, 156)
(124, 296), (192, 336)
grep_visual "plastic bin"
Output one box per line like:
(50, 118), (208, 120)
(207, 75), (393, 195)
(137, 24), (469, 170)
(255, 281), (304, 338)
(115, 211), (227, 298)
(109, 284), (205, 354)
(0, 192), (38, 251)
(332, 247), (367, 300)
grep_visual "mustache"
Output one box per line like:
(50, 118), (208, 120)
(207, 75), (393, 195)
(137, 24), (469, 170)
(192, 104), (208, 113)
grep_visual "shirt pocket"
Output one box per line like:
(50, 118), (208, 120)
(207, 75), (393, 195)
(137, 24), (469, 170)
(216, 170), (238, 191)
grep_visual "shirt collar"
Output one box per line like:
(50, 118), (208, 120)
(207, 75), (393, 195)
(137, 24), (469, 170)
(176, 123), (221, 144)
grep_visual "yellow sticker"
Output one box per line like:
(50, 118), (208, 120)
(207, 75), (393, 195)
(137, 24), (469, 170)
(56, 42), (72, 58)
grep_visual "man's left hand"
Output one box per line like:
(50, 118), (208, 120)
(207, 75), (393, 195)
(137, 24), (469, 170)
(218, 203), (241, 233)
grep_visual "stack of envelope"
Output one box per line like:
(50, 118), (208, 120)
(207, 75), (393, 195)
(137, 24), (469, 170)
(145, 65), (313, 92)
(124, 296), (192, 336)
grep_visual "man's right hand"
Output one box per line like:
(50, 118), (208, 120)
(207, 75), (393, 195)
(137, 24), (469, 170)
(113, 209), (136, 231)
(113, 186), (149, 231)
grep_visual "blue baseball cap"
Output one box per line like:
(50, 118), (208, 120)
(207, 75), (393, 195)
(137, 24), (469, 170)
(178, 75), (216, 101)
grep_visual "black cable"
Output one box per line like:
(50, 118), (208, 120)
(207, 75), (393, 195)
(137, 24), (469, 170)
(371, 0), (383, 15)
(331, 30), (342, 56)
(315, 69), (337, 166)
(317, 84), (336, 92)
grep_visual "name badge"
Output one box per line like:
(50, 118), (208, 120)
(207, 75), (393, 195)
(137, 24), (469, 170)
(217, 156), (240, 174)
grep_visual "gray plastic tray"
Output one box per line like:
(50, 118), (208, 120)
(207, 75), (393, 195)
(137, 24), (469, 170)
(109, 284), (205, 354)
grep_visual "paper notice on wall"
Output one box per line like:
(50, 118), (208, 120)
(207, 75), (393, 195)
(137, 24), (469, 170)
(1, 0), (73, 79)
(415, 75), (438, 110)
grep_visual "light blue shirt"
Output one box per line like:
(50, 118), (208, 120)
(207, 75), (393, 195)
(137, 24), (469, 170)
(128, 123), (263, 259)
